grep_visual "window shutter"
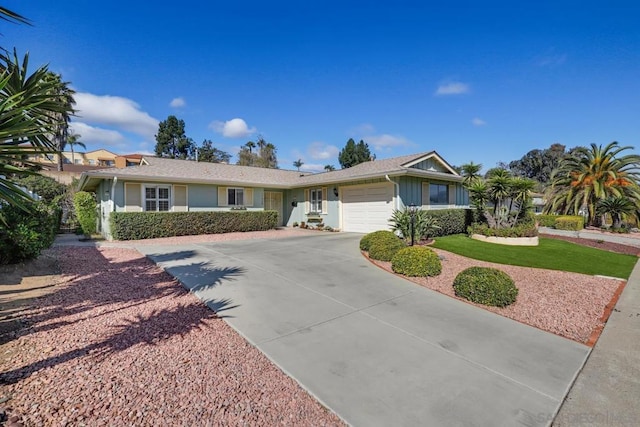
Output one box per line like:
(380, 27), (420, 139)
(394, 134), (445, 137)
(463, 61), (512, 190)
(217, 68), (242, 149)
(124, 183), (142, 212)
(218, 187), (228, 206)
(322, 187), (328, 214)
(245, 188), (253, 206)
(448, 184), (456, 205)
(422, 182), (430, 206)
(305, 189), (310, 214)
(173, 185), (188, 211)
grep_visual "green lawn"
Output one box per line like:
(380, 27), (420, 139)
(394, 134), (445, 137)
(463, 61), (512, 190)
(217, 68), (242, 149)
(431, 235), (637, 279)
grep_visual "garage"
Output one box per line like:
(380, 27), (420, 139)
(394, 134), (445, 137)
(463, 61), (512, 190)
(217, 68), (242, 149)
(341, 183), (394, 233)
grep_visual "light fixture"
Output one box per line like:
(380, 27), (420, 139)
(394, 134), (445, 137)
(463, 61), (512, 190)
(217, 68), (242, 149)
(409, 203), (417, 246)
(333, 187), (339, 197)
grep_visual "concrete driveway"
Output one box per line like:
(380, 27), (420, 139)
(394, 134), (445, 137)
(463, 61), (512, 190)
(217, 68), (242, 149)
(137, 233), (590, 426)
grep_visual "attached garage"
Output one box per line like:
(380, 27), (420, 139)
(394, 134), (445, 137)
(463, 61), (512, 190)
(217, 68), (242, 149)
(341, 183), (394, 233)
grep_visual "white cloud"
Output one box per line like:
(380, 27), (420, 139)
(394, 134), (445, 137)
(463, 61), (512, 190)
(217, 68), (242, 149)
(299, 163), (326, 173)
(210, 118), (257, 138)
(349, 123), (376, 136)
(69, 122), (125, 146)
(308, 141), (339, 160)
(169, 97), (186, 108)
(74, 92), (159, 138)
(435, 81), (470, 96)
(365, 134), (410, 150)
(471, 117), (487, 126)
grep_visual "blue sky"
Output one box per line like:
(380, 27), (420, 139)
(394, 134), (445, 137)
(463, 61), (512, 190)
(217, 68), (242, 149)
(4, 1), (639, 172)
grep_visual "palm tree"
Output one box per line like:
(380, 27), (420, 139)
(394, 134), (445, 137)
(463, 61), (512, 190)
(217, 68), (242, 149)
(245, 140), (256, 153)
(0, 50), (74, 211)
(545, 142), (640, 225)
(597, 196), (636, 229)
(45, 72), (76, 171)
(324, 164), (335, 172)
(293, 159), (304, 171)
(67, 133), (86, 164)
(460, 161), (482, 186)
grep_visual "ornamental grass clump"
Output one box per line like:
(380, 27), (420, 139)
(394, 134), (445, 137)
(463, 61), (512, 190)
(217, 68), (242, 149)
(453, 266), (518, 307)
(391, 246), (442, 277)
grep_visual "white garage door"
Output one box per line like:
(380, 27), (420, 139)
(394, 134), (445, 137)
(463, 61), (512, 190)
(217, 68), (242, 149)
(342, 183), (394, 233)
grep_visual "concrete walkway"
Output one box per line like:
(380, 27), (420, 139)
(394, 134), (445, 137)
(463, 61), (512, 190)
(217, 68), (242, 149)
(540, 226), (640, 248)
(134, 233), (590, 426)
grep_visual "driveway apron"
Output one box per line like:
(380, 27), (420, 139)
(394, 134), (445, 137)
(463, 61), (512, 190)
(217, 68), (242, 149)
(137, 233), (590, 426)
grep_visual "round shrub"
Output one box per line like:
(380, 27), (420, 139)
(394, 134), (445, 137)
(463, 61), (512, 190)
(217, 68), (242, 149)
(453, 267), (518, 307)
(367, 234), (406, 262)
(360, 230), (398, 251)
(391, 246), (442, 277)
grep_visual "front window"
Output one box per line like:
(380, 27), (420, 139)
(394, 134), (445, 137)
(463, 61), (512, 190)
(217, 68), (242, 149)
(74, 159), (82, 164)
(310, 188), (322, 213)
(228, 188), (244, 206)
(145, 186), (170, 211)
(429, 183), (448, 205)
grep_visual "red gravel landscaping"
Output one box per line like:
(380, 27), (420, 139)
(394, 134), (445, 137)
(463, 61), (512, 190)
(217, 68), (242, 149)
(0, 246), (343, 426)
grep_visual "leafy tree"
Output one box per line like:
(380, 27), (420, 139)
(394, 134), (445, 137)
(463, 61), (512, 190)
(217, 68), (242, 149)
(293, 159), (304, 171)
(545, 141), (640, 226)
(597, 196), (636, 229)
(67, 133), (86, 164)
(339, 138), (373, 169)
(256, 138), (278, 168)
(154, 115), (195, 159)
(508, 143), (572, 184)
(324, 164), (335, 172)
(197, 139), (231, 163)
(14, 174), (66, 204)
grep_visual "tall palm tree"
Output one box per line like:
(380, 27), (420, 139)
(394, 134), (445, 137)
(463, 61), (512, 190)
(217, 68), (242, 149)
(245, 140), (256, 153)
(0, 50), (73, 211)
(45, 72), (76, 171)
(67, 133), (86, 164)
(460, 161), (482, 186)
(324, 164), (335, 172)
(293, 159), (304, 171)
(545, 142), (640, 225)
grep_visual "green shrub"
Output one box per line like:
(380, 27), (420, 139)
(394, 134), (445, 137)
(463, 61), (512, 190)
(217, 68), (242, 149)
(536, 214), (558, 227)
(453, 267), (518, 307)
(467, 222), (538, 237)
(0, 201), (60, 264)
(391, 246), (442, 277)
(365, 232), (407, 261)
(14, 174), (66, 204)
(73, 191), (97, 236)
(110, 210), (278, 240)
(360, 230), (397, 251)
(423, 209), (474, 237)
(554, 215), (584, 231)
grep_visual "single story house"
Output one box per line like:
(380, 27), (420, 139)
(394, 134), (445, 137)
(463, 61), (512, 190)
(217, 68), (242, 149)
(78, 151), (469, 239)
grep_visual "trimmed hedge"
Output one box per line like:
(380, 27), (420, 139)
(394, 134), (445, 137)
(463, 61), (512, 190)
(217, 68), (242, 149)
(363, 231), (407, 262)
(453, 267), (518, 307)
(360, 230), (397, 251)
(423, 209), (474, 237)
(536, 214), (558, 227)
(467, 222), (538, 238)
(554, 215), (584, 231)
(73, 191), (97, 236)
(391, 246), (442, 277)
(110, 210), (279, 240)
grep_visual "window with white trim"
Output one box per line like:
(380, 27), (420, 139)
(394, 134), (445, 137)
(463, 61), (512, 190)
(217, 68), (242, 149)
(310, 188), (322, 213)
(145, 185), (170, 211)
(227, 187), (244, 206)
(429, 183), (448, 205)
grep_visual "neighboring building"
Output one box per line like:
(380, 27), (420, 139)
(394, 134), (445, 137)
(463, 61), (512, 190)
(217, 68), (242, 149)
(78, 151), (469, 239)
(28, 148), (119, 167)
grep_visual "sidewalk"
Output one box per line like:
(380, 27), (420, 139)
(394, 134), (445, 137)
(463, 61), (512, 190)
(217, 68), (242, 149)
(540, 226), (640, 248)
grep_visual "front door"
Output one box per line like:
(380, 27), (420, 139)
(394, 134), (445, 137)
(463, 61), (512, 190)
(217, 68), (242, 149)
(263, 191), (283, 226)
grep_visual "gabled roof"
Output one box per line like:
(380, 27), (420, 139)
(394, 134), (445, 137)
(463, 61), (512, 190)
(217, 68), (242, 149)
(79, 151), (461, 191)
